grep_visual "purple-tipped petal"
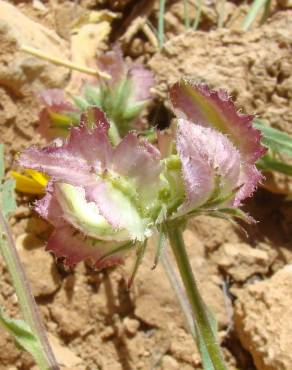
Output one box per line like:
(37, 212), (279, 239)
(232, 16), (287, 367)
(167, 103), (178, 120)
(129, 65), (155, 103)
(46, 225), (124, 269)
(170, 80), (266, 204)
(176, 119), (241, 213)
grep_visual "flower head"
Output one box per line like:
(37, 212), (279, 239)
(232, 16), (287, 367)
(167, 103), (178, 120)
(38, 47), (154, 141)
(19, 107), (162, 267)
(19, 82), (266, 268)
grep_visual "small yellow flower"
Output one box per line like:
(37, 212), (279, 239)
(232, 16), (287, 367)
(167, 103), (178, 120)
(10, 169), (49, 195)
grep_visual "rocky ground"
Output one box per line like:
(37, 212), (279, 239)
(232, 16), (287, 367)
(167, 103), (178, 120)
(0, 1), (292, 369)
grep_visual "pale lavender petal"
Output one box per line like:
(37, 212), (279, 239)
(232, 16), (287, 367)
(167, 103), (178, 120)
(46, 225), (124, 269)
(177, 119), (241, 213)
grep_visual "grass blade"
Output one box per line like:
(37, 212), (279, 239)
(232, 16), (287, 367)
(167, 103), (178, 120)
(241, 0), (270, 31)
(158, 0), (166, 48)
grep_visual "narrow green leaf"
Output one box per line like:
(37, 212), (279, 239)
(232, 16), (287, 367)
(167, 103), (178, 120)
(158, 0), (166, 48)
(254, 119), (292, 156)
(0, 146), (16, 220)
(0, 179), (17, 219)
(0, 308), (42, 360)
(0, 144), (4, 180)
(257, 155), (292, 176)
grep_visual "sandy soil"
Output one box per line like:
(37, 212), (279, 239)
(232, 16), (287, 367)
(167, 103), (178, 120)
(0, 1), (292, 369)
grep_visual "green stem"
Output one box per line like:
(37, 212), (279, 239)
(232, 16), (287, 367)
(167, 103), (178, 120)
(161, 249), (196, 338)
(166, 222), (227, 370)
(0, 210), (59, 370)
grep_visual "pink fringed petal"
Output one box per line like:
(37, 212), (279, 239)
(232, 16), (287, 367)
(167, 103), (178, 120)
(46, 225), (124, 269)
(176, 119), (241, 213)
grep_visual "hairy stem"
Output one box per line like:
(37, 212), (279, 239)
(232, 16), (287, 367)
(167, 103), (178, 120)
(0, 210), (59, 370)
(166, 222), (227, 370)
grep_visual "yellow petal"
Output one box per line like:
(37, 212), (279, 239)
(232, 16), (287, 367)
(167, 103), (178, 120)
(10, 171), (46, 195)
(25, 169), (49, 187)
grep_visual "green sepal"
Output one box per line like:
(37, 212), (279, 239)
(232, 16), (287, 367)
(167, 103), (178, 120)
(127, 241), (147, 288)
(152, 224), (167, 270)
(84, 86), (102, 107)
(73, 96), (91, 110)
(122, 101), (145, 121)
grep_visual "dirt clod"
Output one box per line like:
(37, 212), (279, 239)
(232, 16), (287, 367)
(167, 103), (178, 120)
(235, 265), (292, 370)
(213, 242), (272, 282)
